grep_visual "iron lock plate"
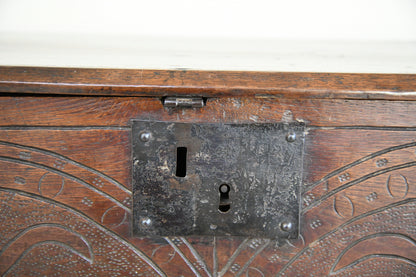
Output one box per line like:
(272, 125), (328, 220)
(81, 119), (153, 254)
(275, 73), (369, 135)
(132, 121), (305, 239)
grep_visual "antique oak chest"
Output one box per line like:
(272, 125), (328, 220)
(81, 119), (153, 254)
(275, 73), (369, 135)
(1, 40), (416, 276)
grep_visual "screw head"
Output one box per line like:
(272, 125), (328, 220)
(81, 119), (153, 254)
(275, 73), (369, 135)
(280, 221), (293, 232)
(286, 132), (296, 142)
(140, 132), (151, 142)
(141, 217), (152, 227)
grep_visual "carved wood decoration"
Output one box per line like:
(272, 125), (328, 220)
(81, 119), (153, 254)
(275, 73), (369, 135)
(1, 68), (416, 276)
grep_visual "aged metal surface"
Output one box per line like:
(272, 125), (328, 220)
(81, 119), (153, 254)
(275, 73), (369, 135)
(132, 121), (305, 239)
(163, 97), (205, 108)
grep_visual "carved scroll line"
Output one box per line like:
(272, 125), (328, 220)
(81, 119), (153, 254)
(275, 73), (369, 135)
(151, 245), (176, 265)
(169, 236), (266, 277)
(386, 174), (410, 198)
(303, 161), (416, 212)
(329, 232), (416, 275)
(100, 206), (128, 228)
(0, 223), (93, 261)
(0, 187), (167, 277)
(306, 141), (416, 190)
(0, 140), (130, 194)
(286, 234), (305, 254)
(246, 267), (265, 277)
(277, 198), (416, 276)
(2, 241), (92, 276)
(235, 240), (270, 277)
(165, 237), (203, 277)
(213, 237), (218, 277)
(331, 254), (416, 275)
(0, 224), (94, 275)
(0, 156), (130, 213)
(218, 238), (250, 276)
(38, 172), (65, 198)
(333, 195), (354, 218)
(181, 237), (213, 277)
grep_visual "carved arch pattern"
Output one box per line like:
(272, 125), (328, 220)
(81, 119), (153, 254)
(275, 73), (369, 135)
(0, 135), (415, 276)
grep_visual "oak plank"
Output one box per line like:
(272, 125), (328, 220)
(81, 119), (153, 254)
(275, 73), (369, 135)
(2, 97), (416, 127)
(1, 126), (415, 276)
(1, 66), (416, 100)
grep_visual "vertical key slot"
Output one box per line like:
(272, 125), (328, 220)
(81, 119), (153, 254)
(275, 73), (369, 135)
(176, 147), (187, 177)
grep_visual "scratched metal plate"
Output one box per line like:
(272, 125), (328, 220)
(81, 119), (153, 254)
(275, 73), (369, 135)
(132, 121), (305, 239)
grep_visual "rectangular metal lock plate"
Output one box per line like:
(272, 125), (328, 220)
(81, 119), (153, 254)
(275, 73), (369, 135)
(132, 121), (305, 239)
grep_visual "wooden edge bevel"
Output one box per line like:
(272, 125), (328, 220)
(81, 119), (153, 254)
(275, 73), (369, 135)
(0, 66), (415, 100)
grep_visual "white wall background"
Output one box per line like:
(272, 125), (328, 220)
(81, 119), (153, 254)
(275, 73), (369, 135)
(0, 0), (415, 40)
(0, 0), (415, 72)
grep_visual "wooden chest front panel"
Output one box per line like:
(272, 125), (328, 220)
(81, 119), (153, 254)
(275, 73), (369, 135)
(0, 94), (415, 276)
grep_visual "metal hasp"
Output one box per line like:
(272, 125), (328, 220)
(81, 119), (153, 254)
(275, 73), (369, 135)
(132, 121), (305, 240)
(163, 97), (205, 108)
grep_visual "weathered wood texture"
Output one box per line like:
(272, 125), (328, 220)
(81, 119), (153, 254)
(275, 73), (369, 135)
(1, 69), (416, 276)
(2, 97), (416, 128)
(1, 66), (416, 100)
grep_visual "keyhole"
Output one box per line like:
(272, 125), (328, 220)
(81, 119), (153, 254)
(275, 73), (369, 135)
(218, 184), (231, 213)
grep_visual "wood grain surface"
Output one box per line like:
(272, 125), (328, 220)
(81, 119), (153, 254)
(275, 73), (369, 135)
(1, 69), (416, 276)
(1, 66), (416, 100)
(2, 97), (416, 128)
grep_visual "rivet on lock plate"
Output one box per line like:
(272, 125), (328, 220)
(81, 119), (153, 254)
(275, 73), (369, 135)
(131, 120), (305, 240)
